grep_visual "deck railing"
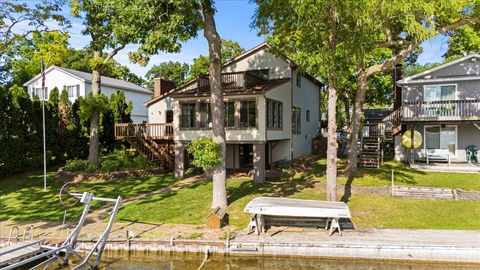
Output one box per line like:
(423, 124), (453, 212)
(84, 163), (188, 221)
(197, 70), (268, 92)
(402, 99), (480, 120)
(114, 123), (173, 140)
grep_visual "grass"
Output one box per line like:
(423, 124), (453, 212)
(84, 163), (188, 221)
(298, 159), (480, 191)
(117, 176), (480, 230)
(0, 168), (178, 222)
(2, 158), (480, 230)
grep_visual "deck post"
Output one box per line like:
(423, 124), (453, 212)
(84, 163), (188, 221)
(253, 143), (266, 183)
(174, 141), (185, 179)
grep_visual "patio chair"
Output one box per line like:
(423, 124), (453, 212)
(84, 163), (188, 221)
(466, 145), (478, 164)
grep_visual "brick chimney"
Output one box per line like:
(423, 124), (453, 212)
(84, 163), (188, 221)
(392, 64), (403, 110)
(154, 78), (176, 97)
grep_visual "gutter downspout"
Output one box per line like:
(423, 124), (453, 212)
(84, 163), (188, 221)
(290, 68), (294, 161)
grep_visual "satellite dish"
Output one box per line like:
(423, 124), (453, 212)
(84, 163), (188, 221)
(402, 130), (422, 149)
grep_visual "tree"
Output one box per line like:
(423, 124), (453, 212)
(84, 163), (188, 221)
(189, 39), (245, 78)
(145, 61), (190, 89)
(254, 0), (354, 201)
(444, 25), (480, 60)
(201, 0), (228, 209)
(344, 0), (480, 175)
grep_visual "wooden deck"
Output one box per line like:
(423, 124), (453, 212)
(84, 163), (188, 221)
(0, 240), (44, 267)
(114, 123), (173, 140)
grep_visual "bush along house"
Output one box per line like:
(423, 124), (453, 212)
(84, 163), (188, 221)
(115, 43), (323, 181)
(383, 54), (480, 164)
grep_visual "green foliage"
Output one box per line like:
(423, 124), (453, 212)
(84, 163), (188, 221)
(65, 158), (90, 172)
(444, 25), (480, 61)
(77, 92), (109, 121)
(146, 61), (190, 88)
(100, 159), (123, 172)
(186, 137), (222, 170)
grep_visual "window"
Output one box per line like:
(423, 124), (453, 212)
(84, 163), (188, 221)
(34, 87), (48, 99)
(306, 110), (310, 122)
(66, 85), (80, 98)
(296, 72), (301, 87)
(240, 100), (256, 127)
(425, 125), (457, 156)
(224, 101), (235, 127)
(292, 107), (301, 134)
(180, 103), (196, 128)
(166, 110), (173, 123)
(267, 99), (283, 129)
(423, 85), (456, 102)
(199, 102), (211, 128)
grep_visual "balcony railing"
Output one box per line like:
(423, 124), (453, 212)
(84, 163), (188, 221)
(197, 70), (268, 92)
(402, 99), (480, 120)
(114, 123), (173, 140)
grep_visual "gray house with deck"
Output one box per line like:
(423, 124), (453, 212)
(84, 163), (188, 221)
(386, 54), (480, 163)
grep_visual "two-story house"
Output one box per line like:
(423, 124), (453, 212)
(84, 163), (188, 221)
(24, 66), (153, 123)
(388, 54), (480, 163)
(137, 43), (322, 182)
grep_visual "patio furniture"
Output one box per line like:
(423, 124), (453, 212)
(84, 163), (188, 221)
(466, 145), (478, 164)
(244, 197), (352, 236)
(426, 149), (451, 165)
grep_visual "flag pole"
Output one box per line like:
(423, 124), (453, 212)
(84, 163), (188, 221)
(41, 58), (47, 191)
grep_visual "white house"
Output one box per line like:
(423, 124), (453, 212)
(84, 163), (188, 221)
(141, 43), (323, 182)
(23, 66), (153, 123)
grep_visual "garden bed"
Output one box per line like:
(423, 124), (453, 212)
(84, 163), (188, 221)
(58, 167), (165, 182)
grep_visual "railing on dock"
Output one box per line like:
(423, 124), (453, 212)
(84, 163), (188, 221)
(115, 123), (173, 140)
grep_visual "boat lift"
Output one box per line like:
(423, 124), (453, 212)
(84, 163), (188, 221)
(0, 183), (122, 270)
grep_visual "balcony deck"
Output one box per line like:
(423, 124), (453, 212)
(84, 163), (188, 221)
(114, 123), (173, 140)
(402, 99), (480, 122)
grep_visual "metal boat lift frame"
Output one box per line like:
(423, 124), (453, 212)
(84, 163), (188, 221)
(1, 192), (122, 270)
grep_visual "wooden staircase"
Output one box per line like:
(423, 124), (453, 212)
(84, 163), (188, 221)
(120, 124), (174, 171)
(359, 124), (383, 168)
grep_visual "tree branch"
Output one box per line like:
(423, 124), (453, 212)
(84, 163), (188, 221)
(103, 44), (126, 64)
(367, 16), (480, 76)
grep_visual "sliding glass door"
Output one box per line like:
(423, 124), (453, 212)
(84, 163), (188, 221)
(424, 125), (457, 156)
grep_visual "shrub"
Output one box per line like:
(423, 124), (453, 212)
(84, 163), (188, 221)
(133, 155), (153, 170)
(100, 159), (123, 172)
(186, 137), (221, 170)
(65, 159), (89, 172)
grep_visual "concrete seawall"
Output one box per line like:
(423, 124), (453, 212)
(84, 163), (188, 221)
(74, 228), (480, 264)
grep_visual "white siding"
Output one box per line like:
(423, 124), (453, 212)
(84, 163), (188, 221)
(24, 68), (85, 102)
(85, 83), (151, 123)
(266, 82), (292, 140)
(292, 70), (321, 159)
(223, 48), (290, 79)
(147, 97), (174, 123)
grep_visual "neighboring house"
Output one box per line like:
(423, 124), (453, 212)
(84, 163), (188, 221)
(386, 54), (480, 162)
(362, 108), (392, 137)
(23, 66), (152, 123)
(140, 43), (323, 181)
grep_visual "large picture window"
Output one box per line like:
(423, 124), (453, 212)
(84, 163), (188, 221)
(224, 101), (235, 127)
(240, 100), (256, 127)
(423, 85), (456, 102)
(425, 125), (457, 156)
(267, 99), (282, 129)
(180, 103), (196, 128)
(292, 107), (301, 134)
(199, 102), (211, 128)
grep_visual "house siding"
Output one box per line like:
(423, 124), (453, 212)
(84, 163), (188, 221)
(25, 68), (85, 102)
(265, 82), (292, 140)
(147, 97), (173, 123)
(402, 80), (480, 103)
(223, 48), (290, 79)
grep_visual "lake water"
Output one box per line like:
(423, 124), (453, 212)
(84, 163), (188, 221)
(39, 252), (480, 270)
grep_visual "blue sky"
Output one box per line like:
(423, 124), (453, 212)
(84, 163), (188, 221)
(64, 0), (447, 78)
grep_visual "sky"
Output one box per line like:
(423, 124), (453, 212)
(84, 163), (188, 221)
(62, 0), (448, 78)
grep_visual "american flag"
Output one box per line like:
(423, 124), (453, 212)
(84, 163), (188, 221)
(41, 58), (45, 99)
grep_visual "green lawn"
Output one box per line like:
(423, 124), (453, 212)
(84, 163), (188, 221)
(117, 177), (480, 230)
(2, 159), (480, 230)
(0, 168), (178, 221)
(299, 159), (480, 191)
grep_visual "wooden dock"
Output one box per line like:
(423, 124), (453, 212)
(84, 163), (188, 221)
(0, 240), (44, 267)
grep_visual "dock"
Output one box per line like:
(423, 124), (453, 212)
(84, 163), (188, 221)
(0, 240), (44, 267)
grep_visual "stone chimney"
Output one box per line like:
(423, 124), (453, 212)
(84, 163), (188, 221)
(392, 64), (403, 110)
(154, 78), (176, 97)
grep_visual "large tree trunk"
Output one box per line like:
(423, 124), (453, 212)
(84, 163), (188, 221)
(88, 50), (102, 167)
(326, 69), (337, 202)
(201, 1), (228, 209)
(346, 68), (368, 175)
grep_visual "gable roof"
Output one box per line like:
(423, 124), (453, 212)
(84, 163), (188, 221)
(24, 66), (151, 94)
(398, 54), (480, 85)
(145, 42), (323, 107)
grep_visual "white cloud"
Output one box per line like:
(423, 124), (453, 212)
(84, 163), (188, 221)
(417, 35), (450, 65)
